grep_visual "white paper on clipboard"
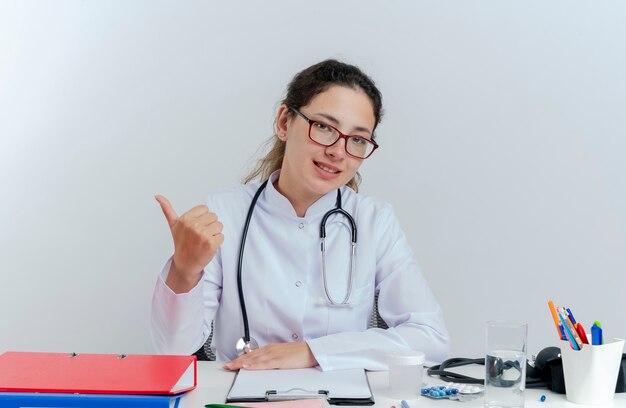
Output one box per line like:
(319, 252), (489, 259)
(226, 367), (373, 404)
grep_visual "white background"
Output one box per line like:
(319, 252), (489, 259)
(1, 0), (625, 359)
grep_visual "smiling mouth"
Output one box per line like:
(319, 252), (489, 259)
(314, 161), (340, 174)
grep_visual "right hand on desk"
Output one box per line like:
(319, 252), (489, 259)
(223, 342), (318, 371)
(155, 195), (224, 293)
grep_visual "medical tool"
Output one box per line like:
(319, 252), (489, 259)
(235, 180), (357, 355)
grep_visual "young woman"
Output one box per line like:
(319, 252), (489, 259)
(152, 59), (449, 371)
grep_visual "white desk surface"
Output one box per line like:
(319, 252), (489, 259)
(182, 361), (626, 407)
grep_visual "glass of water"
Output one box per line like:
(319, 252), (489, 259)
(485, 321), (527, 408)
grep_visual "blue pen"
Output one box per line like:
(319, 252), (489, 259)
(558, 311), (580, 350)
(566, 308), (577, 324)
(401, 400), (411, 408)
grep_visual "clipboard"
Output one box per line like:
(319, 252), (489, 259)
(225, 368), (374, 406)
(0, 351), (196, 395)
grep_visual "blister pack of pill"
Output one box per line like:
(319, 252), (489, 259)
(421, 384), (484, 401)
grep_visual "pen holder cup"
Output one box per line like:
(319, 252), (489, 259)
(560, 338), (625, 405)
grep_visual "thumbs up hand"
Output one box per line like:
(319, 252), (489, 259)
(155, 195), (224, 293)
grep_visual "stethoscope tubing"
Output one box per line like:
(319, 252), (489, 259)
(320, 190), (357, 242)
(320, 190), (357, 305)
(236, 180), (357, 353)
(237, 180), (269, 344)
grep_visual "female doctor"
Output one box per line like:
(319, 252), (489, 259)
(151, 59), (449, 371)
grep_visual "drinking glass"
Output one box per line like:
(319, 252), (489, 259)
(484, 321), (527, 408)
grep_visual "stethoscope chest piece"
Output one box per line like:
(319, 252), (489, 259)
(236, 336), (259, 356)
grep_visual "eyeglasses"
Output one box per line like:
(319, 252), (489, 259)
(290, 108), (379, 159)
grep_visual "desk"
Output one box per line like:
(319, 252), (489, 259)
(181, 361), (626, 407)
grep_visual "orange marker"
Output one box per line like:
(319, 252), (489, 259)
(548, 301), (564, 340)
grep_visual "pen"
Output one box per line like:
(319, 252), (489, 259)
(559, 307), (583, 347)
(205, 404), (252, 408)
(566, 308), (577, 325)
(558, 307), (583, 348)
(547, 301), (565, 340)
(401, 400), (411, 408)
(557, 309), (581, 350)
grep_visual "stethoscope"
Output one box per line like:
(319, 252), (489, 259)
(235, 180), (357, 355)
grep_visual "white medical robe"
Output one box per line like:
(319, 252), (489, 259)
(151, 171), (449, 370)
